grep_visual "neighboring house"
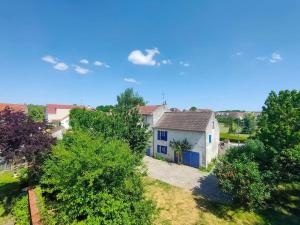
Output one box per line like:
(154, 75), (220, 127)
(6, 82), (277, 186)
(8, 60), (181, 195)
(0, 103), (28, 113)
(46, 104), (84, 129)
(138, 105), (169, 156)
(153, 111), (219, 168)
(50, 125), (66, 140)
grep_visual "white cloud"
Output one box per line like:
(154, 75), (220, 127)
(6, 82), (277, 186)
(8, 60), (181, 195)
(73, 65), (89, 75)
(94, 60), (110, 68)
(180, 61), (190, 67)
(124, 77), (138, 83)
(80, 59), (89, 64)
(269, 52), (282, 63)
(53, 62), (68, 71)
(256, 52), (282, 63)
(235, 52), (243, 56)
(94, 61), (103, 66)
(161, 59), (172, 65)
(128, 48), (160, 66)
(42, 55), (58, 64)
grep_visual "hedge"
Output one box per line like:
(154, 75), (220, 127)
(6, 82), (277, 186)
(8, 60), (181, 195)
(220, 132), (249, 143)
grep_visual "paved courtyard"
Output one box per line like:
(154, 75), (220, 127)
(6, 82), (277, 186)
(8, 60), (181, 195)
(143, 156), (226, 202)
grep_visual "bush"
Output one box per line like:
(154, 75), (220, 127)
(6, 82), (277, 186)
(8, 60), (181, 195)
(220, 133), (248, 143)
(215, 140), (271, 208)
(12, 194), (30, 225)
(41, 131), (156, 224)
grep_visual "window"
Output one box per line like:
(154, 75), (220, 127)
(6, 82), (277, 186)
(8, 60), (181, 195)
(212, 121), (215, 129)
(157, 145), (167, 154)
(209, 135), (212, 143)
(157, 130), (168, 141)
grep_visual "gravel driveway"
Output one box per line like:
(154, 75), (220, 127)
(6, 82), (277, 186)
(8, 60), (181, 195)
(143, 156), (226, 202)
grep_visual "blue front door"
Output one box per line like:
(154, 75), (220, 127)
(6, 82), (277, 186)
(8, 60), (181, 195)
(146, 148), (151, 156)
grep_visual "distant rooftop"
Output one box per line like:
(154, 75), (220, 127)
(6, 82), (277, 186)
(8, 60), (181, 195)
(46, 104), (84, 114)
(0, 103), (27, 113)
(138, 105), (162, 115)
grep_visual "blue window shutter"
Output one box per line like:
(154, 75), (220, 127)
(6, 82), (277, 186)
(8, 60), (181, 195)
(157, 145), (161, 153)
(157, 131), (160, 140)
(209, 135), (212, 143)
(165, 131), (168, 141)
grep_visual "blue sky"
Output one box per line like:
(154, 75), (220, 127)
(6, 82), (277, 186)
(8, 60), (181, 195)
(0, 0), (300, 111)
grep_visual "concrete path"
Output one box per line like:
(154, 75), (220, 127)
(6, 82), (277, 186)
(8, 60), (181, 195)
(143, 156), (226, 202)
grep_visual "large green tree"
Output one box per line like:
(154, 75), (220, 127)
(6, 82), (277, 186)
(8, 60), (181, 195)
(96, 105), (115, 113)
(41, 131), (155, 224)
(69, 107), (151, 156)
(242, 113), (256, 134)
(117, 88), (146, 108)
(257, 90), (300, 152)
(27, 104), (45, 122)
(257, 90), (300, 182)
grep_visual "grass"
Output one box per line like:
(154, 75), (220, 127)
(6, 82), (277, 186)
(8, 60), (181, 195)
(200, 158), (217, 173)
(0, 171), (21, 225)
(144, 176), (300, 225)
(0, 171), (29, 225)
(219, 123), (229, 133)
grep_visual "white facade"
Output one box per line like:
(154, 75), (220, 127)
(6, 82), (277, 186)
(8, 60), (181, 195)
(152, 113), (220, 168)
(141, 105), (169, 156)
(46, 108), (73, 123)
(153, 129), (206, 166)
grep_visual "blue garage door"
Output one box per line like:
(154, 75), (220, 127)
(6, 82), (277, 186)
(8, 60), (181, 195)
(182, 151), (200, 168)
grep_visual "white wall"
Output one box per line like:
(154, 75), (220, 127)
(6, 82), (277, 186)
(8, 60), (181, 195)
(205, 114), (220, 167)
(143, 105), (169, 157)
(153, 128), (206, 167)
(47, 108), (72, 122)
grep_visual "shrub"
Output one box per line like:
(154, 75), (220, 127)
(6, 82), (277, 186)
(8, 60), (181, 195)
(12, 194), (30, 225)
(220, 133), (248, 143)
(41, 131), (156, 224)
(215, 140), (271, 208)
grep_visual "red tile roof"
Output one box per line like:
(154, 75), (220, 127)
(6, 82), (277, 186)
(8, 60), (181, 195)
(138, 105), (162, 115)
(46, 104), (83, 114)
(0, 103), (27, 113)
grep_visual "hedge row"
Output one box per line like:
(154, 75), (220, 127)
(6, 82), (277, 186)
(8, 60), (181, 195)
(220, 132), (249, 143)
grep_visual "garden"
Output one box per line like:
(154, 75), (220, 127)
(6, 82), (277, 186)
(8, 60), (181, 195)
(0, 89), (299, 225)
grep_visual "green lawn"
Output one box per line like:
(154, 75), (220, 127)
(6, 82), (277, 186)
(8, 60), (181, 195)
(144, 177), (300, 225)
(0, 171), (29, 225)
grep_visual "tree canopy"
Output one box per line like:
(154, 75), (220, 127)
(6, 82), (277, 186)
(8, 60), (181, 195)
(189, 106), (197, 111)
(27, 104), (45, 122)
(69, 107), (151, 156)
(117, 88), (146, 108)
(0, 107), (54, 182)
(41, 131), (156, 224)
(257, 90), (300, 182)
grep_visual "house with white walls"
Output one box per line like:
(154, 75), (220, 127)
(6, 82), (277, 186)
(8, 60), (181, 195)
(153, 111), (219, 168)
(139, 106), (220, 168)
(138, 105), (169, 156)
(46, 104), (84, 129)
